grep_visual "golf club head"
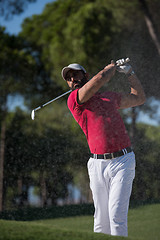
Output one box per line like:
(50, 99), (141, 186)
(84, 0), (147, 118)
(31, 110), (35, 120)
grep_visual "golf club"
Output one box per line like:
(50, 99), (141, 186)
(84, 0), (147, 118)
(31, 58), (130, 120)
(31, 90), (72, 120)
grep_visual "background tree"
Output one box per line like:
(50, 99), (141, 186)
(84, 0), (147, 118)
(4, 107), (72, 207)
(0, 22), (62, 210)
(4, 100), (89, 208)
(19, 0), (160, 98)
(138, 0), (160, 55)
(131, 123), (160, 202)
(0, 27), (38, 211)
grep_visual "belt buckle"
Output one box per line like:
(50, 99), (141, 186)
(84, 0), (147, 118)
(104, 153), (114, 160)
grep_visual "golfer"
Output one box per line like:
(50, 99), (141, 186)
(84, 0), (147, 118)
(61, 59), (145, 237)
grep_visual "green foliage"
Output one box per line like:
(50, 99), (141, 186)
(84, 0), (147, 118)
(19, 0), (160, 98)
(0, 203), (94, 220)
(4, 104), (89, 207)
(4, 109), (72, 206)
(20, 0), (132, 88)
(0, 28), (36, 98)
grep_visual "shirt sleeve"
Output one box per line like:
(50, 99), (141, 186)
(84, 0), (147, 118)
(67, 89), (84, 121)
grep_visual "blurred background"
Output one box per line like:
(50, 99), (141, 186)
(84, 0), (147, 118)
(0, 0), (160, 211)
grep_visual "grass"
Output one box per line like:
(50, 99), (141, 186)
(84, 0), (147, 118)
(0, 219), (127, 240)
(128, 204), (160, 240)
(0, 203), (160, 240)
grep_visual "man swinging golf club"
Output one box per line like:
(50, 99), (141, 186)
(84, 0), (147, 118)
(61, 58), (146, 237)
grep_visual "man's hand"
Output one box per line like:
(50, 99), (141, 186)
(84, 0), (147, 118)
(104, 61), (116, 79)
(116, 58), (132, 75)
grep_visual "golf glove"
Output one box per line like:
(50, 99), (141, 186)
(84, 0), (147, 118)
(116, 58), (132, 75)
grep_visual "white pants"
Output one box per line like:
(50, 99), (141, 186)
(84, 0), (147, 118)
(87, 151), (135, 237)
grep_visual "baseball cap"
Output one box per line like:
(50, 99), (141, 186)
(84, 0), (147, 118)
(61, 63), (86, 80)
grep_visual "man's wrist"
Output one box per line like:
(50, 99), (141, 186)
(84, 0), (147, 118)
(127, 70), (135, 77)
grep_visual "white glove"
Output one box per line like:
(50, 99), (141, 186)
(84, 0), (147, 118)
(116, 58), (132, 75)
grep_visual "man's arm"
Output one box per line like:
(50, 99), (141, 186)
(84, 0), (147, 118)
(115, 59), (146, 109)
(78, 62), (116, 104)
(119, 73), (146, 109)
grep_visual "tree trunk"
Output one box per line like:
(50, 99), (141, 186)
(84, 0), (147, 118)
(17, 177), (23, 207)
(0, 120), (6, 211)
(18, 178), (23, 195)
(139, 0), (160, 55)
(40, 171), (47, 207)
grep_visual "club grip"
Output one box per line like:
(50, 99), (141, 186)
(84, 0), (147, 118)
(116, 58), (130, 66)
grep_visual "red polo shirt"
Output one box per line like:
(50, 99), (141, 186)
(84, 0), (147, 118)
(67, 89), (131, 154)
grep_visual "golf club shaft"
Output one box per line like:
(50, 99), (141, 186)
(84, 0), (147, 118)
(34, 90), (72, 112)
